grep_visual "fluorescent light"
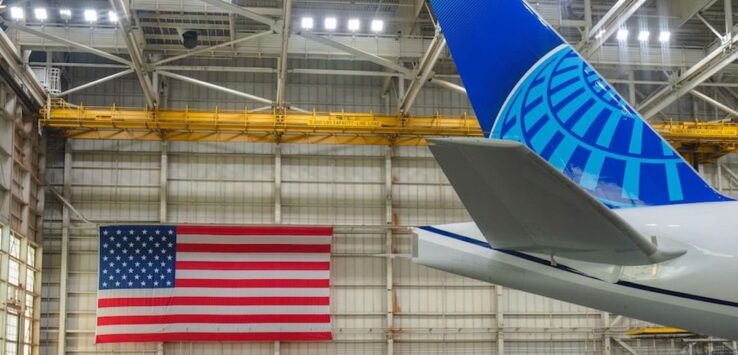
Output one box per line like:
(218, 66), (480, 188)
(108, 11), (119, 23)
(10, 7), (24, 20)
(324, 17), (337, 30)
(637, 30), (650, 42)
(84, 9), (97, 22)
(347, 18), (360, 32)
(301, 17), (314, 30)
(370, 19), (384, 33)
(34, 8), (48, 21)
(658, 31), (671, 43)
(59, 9), (72, 20)
(594, 29), (605, 39)
(616, 28), (629, 41)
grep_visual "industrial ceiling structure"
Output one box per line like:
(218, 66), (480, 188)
(0, 0), (734, 110)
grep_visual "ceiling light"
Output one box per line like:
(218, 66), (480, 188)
(108, 11), (119, 23)
(301, 17), (314, 30)
(616, 28), (629, 41)
(59, 9), (72, 20)
(637, 30), (650, 42)
(10, 7), (24, 20)
(324, 17), (337, 30)
(347, 18), (360, 32)
(594, 29), (605, 39)
(658, 31), (671, 43)
(34, 8), (47, 21)
(370, 19), (384, 33)
(84, 9), (97, 22)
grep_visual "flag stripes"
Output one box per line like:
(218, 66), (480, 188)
(96, 225), (333, 343)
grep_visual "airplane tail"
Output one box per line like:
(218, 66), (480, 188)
(431, 0), (730, 208)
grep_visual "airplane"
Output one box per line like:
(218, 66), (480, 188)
(412, 0), (738, 340)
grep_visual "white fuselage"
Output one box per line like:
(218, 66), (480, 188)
(412, 201), (738, 339)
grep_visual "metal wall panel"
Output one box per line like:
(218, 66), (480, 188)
(39, 139), (714, 355)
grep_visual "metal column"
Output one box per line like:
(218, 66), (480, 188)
(384, 147), (394, 355)
(56, 141), (71, 355)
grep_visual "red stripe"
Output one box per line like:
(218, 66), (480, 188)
(176, 243), (330, 253)
(175, 278), (329, 288)
(176, 261), (330, 270)
(96, 332), (333, 343)
(98, 296), (329, 308)
(97, 314), (330, 326)
(176, 225), (333, 236)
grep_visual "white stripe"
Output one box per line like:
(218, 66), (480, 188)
(97, 306), (330, 317)
(176, 270), (329, 280)
(176, 252), (330, 262)
(98, 288), (329, 299)
(96, 323), (331, 335)
(177, 235), (331, 245)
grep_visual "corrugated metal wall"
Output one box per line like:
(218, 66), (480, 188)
(39, 138), (718, 355)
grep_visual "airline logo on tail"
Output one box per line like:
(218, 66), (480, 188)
(432, 0), (731, 208)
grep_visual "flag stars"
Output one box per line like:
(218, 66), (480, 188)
(100, 225), (175, 290)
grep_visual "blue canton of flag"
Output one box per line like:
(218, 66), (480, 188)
(99, 225), (177, 290)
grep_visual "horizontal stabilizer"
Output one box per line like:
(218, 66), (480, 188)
(429, 138), (686, 265)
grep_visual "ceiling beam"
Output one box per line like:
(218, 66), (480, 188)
(157, 70), (273, 105)
(152, 30), (273, 66)
(276, 0), (293, 108)
(0, 29), (46, 108)
(399, 33), (446, 114)
(690, 89), (738, 117)
(578, 0), (648, 58)
(198, 0), (278, 30)
(298, 32), (411, 75)
(111, 0), (157, 108)
(3, 21), (133, 66)
(56, 69), (135, 97)
(428, 78), (466, 94)
(638, 28), (738, 118)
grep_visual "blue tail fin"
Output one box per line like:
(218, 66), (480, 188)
(431, 0), (731, 208)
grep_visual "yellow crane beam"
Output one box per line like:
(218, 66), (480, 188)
(38, 101), (738, 160)
(40, 101), (481, 146)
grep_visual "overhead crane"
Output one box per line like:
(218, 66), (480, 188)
(40, 100), (738, 162)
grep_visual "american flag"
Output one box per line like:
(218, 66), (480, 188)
(96, 225), (332, 343)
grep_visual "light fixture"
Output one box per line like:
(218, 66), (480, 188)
(34, 8), (48, 21)
(616, 28), (629, 41)
(301, 17), (314, 30)
(370, 19), (384, 33)
(637, 30), (650, 42)
(658, 31), (671, 43)
(84, 9), (98, 22)
(347, 18), (360, 32)
(59, 9), (72, 20)
(108, 11), (119, 23)
(10, 7), (24, 20)
(594, 29), (605, 39)
(324, 17), (337, 30)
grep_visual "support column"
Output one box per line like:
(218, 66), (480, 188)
(159, 142), (168, 224)
(158, 141), (167, 355)
(384, 147), (394, 355)
(273, 144), (282, 355)
(603, 312), (612, 355)
(274, 144), (282, 224)
(0, 86), (13, 225)
(57, 141), (71, 355)
(726, 0), (734, 41)
(0, 222), (9, 355)
(495, 285), (504, 354)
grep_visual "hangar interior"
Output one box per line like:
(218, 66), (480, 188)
(0, 0), (738, 354)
